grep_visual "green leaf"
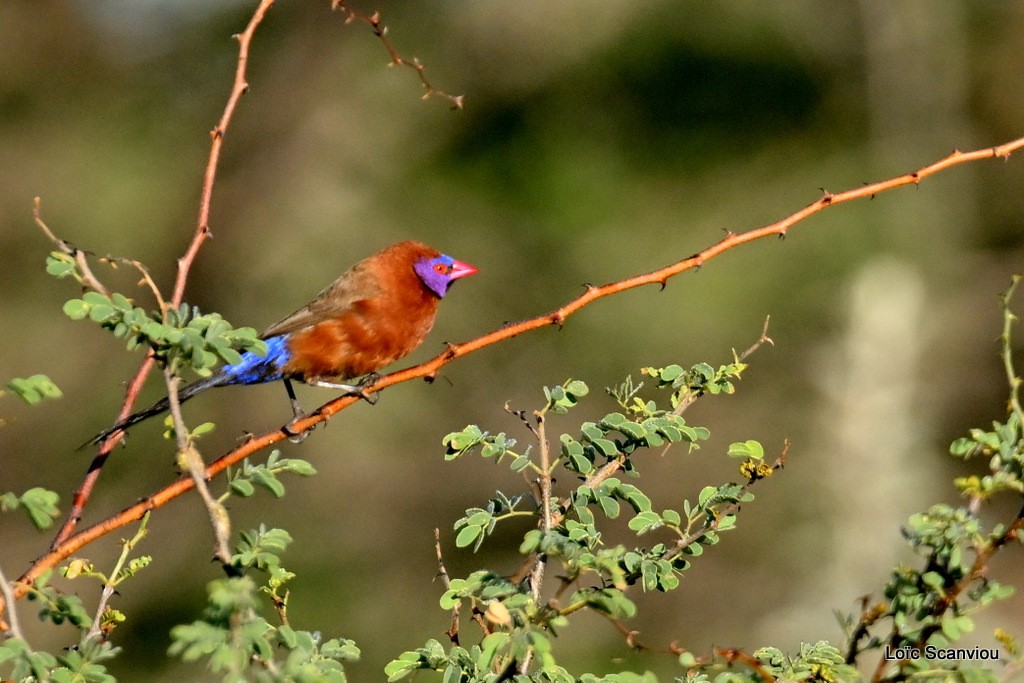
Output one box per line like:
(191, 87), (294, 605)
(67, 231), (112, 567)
(598, 495), (621, 518)
(283, 459), (317, 476)
(455, 525), (482, 549)
(45, 252), (77, 278)
(565, 380), (589, 397)
(591, 438), (619, 456)
(88, 304), (116, 322)
(251, 469), (286, 498)
(20, 487), (60, 529)
(61, 299), (87, 321)
(6, 375), (63, 405)
(191, 422), (216, 437)
(510, 455), (532, 472)
(230, 479), (256, 497)
(628, 511), (662, 534)
(662, 508), (681, 526)
(697, 486), (716, 507)
(727, 440), (764, 460)
(81, 291), (110, 306)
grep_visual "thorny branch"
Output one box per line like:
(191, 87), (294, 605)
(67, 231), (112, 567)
(5, 136), (1024, 621)
(47, 0), (276, 551)
(332, 1), (464, 109)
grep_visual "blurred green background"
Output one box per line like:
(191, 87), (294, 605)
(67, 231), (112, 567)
(2, 0), (1024, 679)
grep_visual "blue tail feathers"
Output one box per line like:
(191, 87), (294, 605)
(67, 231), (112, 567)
(222, 334), (291, 385)
(81, 335), (293, 448)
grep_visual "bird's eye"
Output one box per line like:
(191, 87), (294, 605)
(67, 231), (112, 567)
(433, 263), (449, 274)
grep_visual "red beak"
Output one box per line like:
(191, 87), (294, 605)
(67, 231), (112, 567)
(450, 259), (478, 280)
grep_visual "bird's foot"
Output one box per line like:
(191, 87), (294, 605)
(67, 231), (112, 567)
(309, 375), (380, 405)
(283, 412), (314, 444)
(355, 372), (381, 405)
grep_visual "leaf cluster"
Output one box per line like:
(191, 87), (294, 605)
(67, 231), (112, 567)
(62, 291), (266, 376)
(4, 374), (63, 405)
(168, 526), (360, 682)
(1, 487), (61, 530)
(396, 368), (770, 680)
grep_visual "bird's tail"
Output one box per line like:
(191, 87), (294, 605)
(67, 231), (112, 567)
(81, 373), (230, 449)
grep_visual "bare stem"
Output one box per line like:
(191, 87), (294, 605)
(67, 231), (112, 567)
(85, 513), (150, 642)
(0, 561), (23, 640)
(331, 1), (464, 109)
(165, 368), (233, 567)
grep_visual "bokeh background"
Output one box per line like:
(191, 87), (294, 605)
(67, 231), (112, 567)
(2, 0), (1024, 680)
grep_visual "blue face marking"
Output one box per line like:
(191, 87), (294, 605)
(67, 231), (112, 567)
(223, 335), (291, 385)
(414, 254), (458, 298)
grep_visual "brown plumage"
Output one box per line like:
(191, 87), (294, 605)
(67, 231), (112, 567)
(270, 241), (450, 381)
(84, 240), (477, 446)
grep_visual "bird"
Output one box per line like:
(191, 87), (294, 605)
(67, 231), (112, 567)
(85, 240), (477, 446)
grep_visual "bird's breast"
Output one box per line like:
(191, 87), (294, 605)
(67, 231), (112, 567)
(282, 293), (440, 382)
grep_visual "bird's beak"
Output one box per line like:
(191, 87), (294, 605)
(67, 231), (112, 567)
(450, 259), (478, 280)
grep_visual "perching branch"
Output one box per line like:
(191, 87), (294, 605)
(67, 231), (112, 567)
(6, 135), (1023, 621)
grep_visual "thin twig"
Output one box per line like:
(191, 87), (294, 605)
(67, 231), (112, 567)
(84, 513), (149, 642)
(739, 315), (774, 362)
(33, 198), (110, 297)
(434, 528), (460, 644)
(172, 0), (275, 308)
(165, 368), (233, 567)
(656, 318), (774, 460)
(0, 561), (23, 640)
(516, 410), (554, 675)
(1000, 275), (1024, 427)
(50, 355), (157, 549)
(331, 1), (464, 109)
(7, 135), (1024, 617)
(101, 256), (168, 315)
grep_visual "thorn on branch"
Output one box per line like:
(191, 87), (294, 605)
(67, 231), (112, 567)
(442, 341), (459, 360)
(332, 0), (464, 109)
(819, 189), (834, 204)
(910, 171), (921, 185)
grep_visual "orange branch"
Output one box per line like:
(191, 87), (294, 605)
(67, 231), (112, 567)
(172, 0), (276, 307)
(6, 135), (1021, 614)
(48, 0), (276, 550)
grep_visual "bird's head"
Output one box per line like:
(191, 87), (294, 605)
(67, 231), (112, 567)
(414, 253), (478, 297)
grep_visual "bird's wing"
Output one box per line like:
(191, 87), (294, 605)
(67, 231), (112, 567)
(260, 263), (382, 339)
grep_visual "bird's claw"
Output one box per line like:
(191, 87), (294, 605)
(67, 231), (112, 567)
(283, 413), (314, 444)
(355, 374), (380, 405)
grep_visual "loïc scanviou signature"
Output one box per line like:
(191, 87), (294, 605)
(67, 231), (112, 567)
(884, 645), (1000, 662)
